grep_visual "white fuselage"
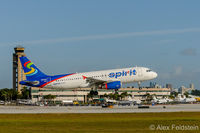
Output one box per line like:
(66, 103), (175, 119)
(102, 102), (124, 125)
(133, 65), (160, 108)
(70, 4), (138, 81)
(44, 67), (157, 89)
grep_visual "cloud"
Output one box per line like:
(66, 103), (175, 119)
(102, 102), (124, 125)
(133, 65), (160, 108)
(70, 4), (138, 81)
(153, 39), (176, 45)
(173, 66), (182, 76)
(1, 27), (200, 46)
(180, 48), (197, 56)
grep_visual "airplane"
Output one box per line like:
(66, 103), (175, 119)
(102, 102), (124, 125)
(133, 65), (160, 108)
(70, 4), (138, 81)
(175, 94), (185, 103)
(151, 96), (173, 104)
(19, 56), (158, 95)
(184, 97), (196, 103)
(195, 97), (200, 102)
(127, 96), (142, 105)
(175, 94), (196, 103)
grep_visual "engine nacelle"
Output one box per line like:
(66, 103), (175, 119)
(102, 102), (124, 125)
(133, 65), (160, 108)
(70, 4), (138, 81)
(104, 81), (122, 90)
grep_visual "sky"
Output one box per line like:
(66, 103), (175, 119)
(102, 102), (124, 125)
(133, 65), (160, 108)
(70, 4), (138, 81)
(0, 0), (200, 89)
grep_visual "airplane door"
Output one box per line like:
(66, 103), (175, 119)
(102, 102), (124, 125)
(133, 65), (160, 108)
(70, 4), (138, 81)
(138, 68), (143, 77)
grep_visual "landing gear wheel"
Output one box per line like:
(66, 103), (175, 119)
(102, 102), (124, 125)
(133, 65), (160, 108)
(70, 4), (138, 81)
(90, 90), (98, 95)
(94, 91), (98, 95)
(90, 90), (94, 95)
(138, 82), (142, 89)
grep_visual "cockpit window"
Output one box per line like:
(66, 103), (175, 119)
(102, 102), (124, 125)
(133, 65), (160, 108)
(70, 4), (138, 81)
(146, 70), (152, 72)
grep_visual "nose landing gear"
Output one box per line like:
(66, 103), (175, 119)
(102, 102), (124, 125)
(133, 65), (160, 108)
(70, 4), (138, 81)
(138, 82), (142, 89)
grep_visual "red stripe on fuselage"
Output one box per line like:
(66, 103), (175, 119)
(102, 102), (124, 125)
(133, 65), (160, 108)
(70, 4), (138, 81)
(40, 73), (75, 88)
(82, 75), (87, 80)
(24, 61), (31, 67)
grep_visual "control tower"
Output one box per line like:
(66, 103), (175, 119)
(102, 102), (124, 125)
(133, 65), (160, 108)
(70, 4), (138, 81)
(13, 46), (26, 92)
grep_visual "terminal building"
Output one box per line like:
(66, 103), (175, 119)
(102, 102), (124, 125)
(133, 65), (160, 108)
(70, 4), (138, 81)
(31, 87), (170, 103)
(13, 47), (171, 103)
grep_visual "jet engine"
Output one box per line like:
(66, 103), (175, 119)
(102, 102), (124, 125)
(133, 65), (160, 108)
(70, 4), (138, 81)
(104, 81), (121, 89)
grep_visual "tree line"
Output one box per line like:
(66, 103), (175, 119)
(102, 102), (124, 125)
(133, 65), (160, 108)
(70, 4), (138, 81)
(87, 92), (132, 100)
(191, 90), (200, 96)
(0, 87), (30, 101)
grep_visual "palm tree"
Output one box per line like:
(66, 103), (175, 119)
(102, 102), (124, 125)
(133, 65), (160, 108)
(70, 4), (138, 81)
(169, 95), (175, 99)
(120, 92), (126, 100)
(18, 87), (30, 99)
(184, 92), (189, 98)
(171, 91), (178, 97)
(120, 92), (132, 100)
(1, 90), (8, 101)
(113, 93), (120, 100)
(43, 94), (56, 104)
(43, 94), (56, 100)
(145, 93), (153, 102)
(103, 93), (108, 98)
(0, 88), (19, 102)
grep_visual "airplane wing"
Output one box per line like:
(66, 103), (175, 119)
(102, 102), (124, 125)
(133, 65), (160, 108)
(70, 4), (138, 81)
(82, 76), (113, 86)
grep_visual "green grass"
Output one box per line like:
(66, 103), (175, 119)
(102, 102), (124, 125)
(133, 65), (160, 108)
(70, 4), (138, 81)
(0, 112), (199, 133)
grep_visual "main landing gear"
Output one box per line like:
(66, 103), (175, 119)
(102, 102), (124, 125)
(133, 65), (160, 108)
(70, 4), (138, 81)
(138, 82), (142, 89)
(90, 90), (98, 95)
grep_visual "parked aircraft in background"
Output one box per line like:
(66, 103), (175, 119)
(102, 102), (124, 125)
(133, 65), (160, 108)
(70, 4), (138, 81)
(151, 96), (173, 104)
(175, 94), (196, 103)
(19, 56), (157, 95)
(195, 97), (200, 102)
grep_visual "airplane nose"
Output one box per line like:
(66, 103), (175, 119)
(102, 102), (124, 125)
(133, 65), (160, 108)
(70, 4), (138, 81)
(153, 72), (158, 78)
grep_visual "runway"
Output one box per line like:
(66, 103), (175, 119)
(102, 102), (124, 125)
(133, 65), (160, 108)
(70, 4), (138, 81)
(0, 104), (199, 114)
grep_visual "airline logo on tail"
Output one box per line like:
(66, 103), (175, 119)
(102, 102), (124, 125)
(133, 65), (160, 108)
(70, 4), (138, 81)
(23, 61), (38, 76)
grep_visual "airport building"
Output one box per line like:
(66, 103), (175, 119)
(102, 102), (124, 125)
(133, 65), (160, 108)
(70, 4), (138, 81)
(31, 87), (171, 103)
(178, 85), (195, 95)
(166, 84), (173, 89)
(13, 46), (26, 93)
(190, 83), (195, 90)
